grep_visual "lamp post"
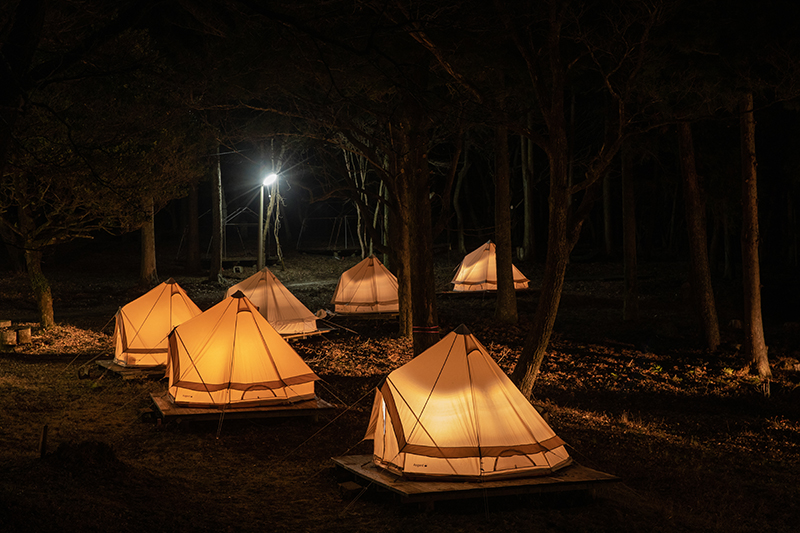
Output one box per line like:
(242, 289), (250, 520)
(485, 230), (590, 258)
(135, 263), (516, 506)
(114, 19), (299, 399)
(258, 173), (278, 270)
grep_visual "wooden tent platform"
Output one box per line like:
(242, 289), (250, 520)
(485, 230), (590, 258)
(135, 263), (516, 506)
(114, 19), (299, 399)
(331, 455), (620, 505)
(334, 312), (398, 320)
(96, 359), (166, 380)
(438, 288), (532, 296)
(149, 391), (335, 423)
(282, 326), (336, 340)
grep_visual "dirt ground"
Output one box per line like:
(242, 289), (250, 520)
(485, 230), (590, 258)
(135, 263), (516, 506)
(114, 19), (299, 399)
(0, 241), (799, 532)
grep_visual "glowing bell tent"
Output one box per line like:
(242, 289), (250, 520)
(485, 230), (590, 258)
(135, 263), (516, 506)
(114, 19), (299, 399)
(364, 325), (571, 480)
(112, 278), (202, 368)
(330, 255), (399, 314)
(166, 291), (319, 408)
(225, 267), (317, 335)
(451, 241), (529, 292)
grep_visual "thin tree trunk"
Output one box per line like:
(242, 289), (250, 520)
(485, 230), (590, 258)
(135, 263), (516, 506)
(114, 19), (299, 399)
(264, 181), (281, 266)
(678, 122), (720, 350)
(371, 181), (384, 256)
(25, 248), (54, 329)
(389, 174), (413, 338)
(209, 149), (224, 283)
(187, 181), (201, 274)
(139, 196), (158, 287)
(603, 173), (613, 257)
(709, 205), (720, 277)
(273, 182), (285, 270)
(739, 93), (771, 387)
(343, 149), (367, 257)
(521, 114), (535, 261)
(382, 181), (389, 265)
(722, 203), (732, 280)
(16, 187), (54, 328)
(405, 125), (439, 354)
(453, 141), (469, 255)
(622, 143), (639, 321)
(511, 163), (571, 398)
(495, 124), (517, 323)
(511, 111), (572, 396)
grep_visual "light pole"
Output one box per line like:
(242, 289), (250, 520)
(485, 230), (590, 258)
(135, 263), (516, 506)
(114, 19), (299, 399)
(258, 173), (278, 270)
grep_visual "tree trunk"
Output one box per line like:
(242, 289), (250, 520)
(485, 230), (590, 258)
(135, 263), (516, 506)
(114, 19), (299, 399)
(382, 182), (390, 265)
(187, 181), (201, 274)
(621, 143), (639, 321)
(25, 248), (54, 329)
(511, 117), (572, 397)
(390, 192), (413, 339)
(343, 149), (367, 257)
(384, 55), (440, 354)
(409, 179), (440, 353)
(453, 141), (469, 255)
(511, 165), (571, 398)
(722, 203), (732, 280)
(209, 150), (224, 283)
(387, 139), (413, 339)
(521, 114), (535, 261)
(678, 122), (720, 351)
(16, 186), (54, 328)
(402, 121), (440, 354)
(273, 182), (285, 270)
(139, 196), (158, 287)
(739, 93), (771, 385)
(603, 173), (613, 257)
(371, 181), (384, 256)
(494, 124), (517, 323)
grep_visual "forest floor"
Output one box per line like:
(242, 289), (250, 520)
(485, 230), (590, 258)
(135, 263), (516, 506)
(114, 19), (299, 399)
(0, 240), (799, 532)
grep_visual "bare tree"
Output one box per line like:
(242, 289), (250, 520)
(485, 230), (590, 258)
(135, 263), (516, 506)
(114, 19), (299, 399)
(494, 123), (517, 323)
(739, 93), (771, 390)
(678, 122), (720, 350)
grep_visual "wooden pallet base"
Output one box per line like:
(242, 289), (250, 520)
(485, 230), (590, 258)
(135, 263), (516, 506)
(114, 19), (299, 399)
(282, 326), (336, 340)
(96, 359), (166, 380)
(334, 313), (398, 320)
(331, 455), (620, 505)
(149, 391), (335, 423)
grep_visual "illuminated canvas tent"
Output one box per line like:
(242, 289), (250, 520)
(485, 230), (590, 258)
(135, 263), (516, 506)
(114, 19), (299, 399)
(225, 267), (317, 335)
(112, 278), (202, 367)
(331, 255), (399, 314)
(364, 325), (571, 480)
(166, 291), (319, 407)
(451, 241), (529, 291)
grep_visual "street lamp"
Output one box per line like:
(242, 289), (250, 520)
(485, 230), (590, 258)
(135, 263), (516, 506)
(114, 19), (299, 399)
(258, 173), (278, 270)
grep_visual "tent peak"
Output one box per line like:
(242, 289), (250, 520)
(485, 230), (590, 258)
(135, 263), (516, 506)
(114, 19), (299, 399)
(165, 277), (176, 284)
(453, 324), (472, 335)
(230, 290), (246, 299)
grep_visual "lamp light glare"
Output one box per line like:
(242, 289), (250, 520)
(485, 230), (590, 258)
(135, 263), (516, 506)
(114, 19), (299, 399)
(263, 173), (278, 186)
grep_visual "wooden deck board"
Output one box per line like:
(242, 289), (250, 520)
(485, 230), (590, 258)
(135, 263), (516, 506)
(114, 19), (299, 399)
(282, 326), (336, 340)
(96, 359), (166, 380)
(334, 312), (398, 320)
(331, 455), (620, 504)
(149, 391), (335, 423)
